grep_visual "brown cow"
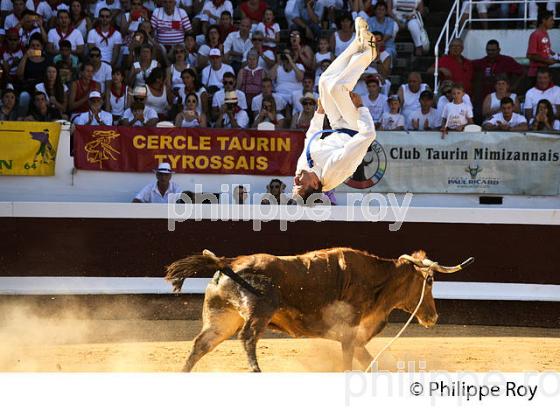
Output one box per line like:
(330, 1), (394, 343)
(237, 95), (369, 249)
(165, 247), (473, 372)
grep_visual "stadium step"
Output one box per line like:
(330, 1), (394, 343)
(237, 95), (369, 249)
(395, 42), (415, 55)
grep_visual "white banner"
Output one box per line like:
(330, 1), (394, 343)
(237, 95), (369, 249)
(337, 132), (560, 195)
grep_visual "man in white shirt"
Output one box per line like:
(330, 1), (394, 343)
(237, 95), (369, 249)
(293, 17), (377, 201)
(150, 0), (192, 46)
(47, 9), (84, 55)
(483, 96), (528, 131)
(215, 91), (249, 128)
(93, 0), (121, 18)
(132, 162), (182, 204)
(251, 78), (287, 117)
(72, 91), (113, 125)
(89, 46), (112, 94)
(524, 69), (560, 120)
(211, 71), (247, 119)
(120, 86), (159, 126)
(223, 17), (252, 71)
(360, 75), (387, 126)
(36, 0), (68, 24)
(291, 74), (319, 116)
(3, 0), (27, 31)
(196, 0), (233, 30)
(200, 48), (234, 91)
(408, 90), (440, 131)
(86, 7), (122, 65)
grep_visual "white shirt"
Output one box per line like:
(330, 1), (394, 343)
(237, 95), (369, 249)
(36, 1), (69, 22)
(441, 102), (473, 129)
(361, 93), (388, 123)
(92, 62), (112, 94)
(251, 93), (287, 113)
(87, 28), (123, 63)
(199, 0), (233, 24)
(200, 63), (234, 90)
(296, 107), (377, 191)
(524, 85), (560, 115)
(93, 0), (121, 17)
(212, 89), (248, 110)
(134, 180), (181, 204)
(291, 89), (319, 114)
(220, 109), (249, 128)
(408, 107), (441, 130)
(242, 49), (275, 69)
(380, 112), (405, 130)
(223, 31), (253, 61)
(255, 21), (280, 49)
(436, 94), (473, 123)
(122, 106), (159, 125)
(73, 110), (113, 125)
(47, 27), (84, 52)
(0, 0), (34, 12)
(485, 112), (527, 128)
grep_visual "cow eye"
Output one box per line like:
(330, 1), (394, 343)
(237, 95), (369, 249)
(426, 276), (433, 285)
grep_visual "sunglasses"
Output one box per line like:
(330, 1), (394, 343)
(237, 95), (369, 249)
(223, 80), (234, 85)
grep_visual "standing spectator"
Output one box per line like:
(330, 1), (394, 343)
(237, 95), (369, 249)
(387, 0), (425, 56)
(379, 95), (405, 130)
(70, 0), (92, 41)
(16, 33), (48, 115)
(0, 89), (18, 121)
(128, 44), (159, 88)
(256, 8), (280, 52)
(482, 97), (528, 132)
(212, 71), (248, 119)
(253, 95), (285, 128)
(217, 10), (236, 43)
(150, 0), (192, 47)
(200, 48), (234, 93)
(251, 77), (287, 118)
(105, 67), (128, 124)
(529, 99), (560, 131)
(196, 0), (233, 33)
(120, 86), (159, 126)
(270, 48), (304, 103)
(472, 39), (524, 108)
(428, 38), (473, 96)
(177, 67), (208, 117)
(237, 49), (265, 109)
(240, 0), (267, 24)
(145, 67), (173, 120)
(367, 1), (398, 58)
(87, 7), (122, 66)
(46, 9), (84, 56)
(35, 64), (67, 114)
(89, 46), (112, 95)
(482, 74), (520, 120)
(1, 29), (24, 83)
(524, 69), (560, 120)
(408, 90), (440, 131)
(72, 90), (113, 125)
(25, 91), (63, 121)
(291, 73), (318, 116)
(132, 162), (181, 204)
(290, 91), (316, 130)
(289, 28), (314, 71)
(223, 17), (252, 73)
(175, 92), (208, 127)
(527, 10), (557, 85)
(243, 31), (275, 70)
(216, 90), (249, 128)
(441, 84), (474, 136)
(360, 75), (387, 126)
(398, 71), (428, 124)
(68, 62), (100, 117)
(330, 11), (355, 58)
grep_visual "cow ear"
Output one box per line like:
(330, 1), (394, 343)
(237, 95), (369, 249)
(411, 250), (427, 261)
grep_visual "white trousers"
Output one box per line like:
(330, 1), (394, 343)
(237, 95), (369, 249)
(318, 38), (375, 130)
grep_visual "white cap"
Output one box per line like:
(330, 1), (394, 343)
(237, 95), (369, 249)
(132, 86), (147, 97)
(209, 48), (221, 57)
(153, 162), (175, 174)
(89, 91), (102, 99)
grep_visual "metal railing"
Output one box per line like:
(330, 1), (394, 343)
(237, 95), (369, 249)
(433, 0), (558, 92)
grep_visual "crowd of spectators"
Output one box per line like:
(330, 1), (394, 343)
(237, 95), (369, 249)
(0, 0), (559, 135)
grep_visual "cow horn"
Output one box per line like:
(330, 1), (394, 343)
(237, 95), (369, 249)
(430, 257), (475, 273)
(398, 254), (425, 267)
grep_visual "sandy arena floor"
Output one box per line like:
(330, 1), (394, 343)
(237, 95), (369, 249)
(0, 315), (558, 372)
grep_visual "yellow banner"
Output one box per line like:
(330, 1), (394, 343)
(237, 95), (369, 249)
(0, 121), (61, 176)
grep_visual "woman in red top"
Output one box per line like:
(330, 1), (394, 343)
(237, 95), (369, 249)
(240, 0), (267, 25)
(68, 62), (100, 117)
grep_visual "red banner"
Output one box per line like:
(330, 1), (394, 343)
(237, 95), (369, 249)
(73, 126), (305, 176)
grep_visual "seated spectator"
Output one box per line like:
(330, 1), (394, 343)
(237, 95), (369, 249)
(255, 8), (280, 52)
(441, 84), (473, 135)
(56, 60), (73, 88)
(243, 31), (275, 70)
(87, 7), (122, 66)
(436, 80), (473, 124)
(4, 0), (27, 32)
(150, 0), (192, 47)
(132, 162), (181, 204)
(314, 35), (334, 70)
(529, 99), (560, 131)
(223, 17), (252, 73)
(72, 90), (113, 125)
(53, 40), (80, 74)
(89, 46), (112, 95)
(105, 68), (128, 124)
(291, 73), (318, 117)
(240, 0), (267, 25)
(360, 75), (387, 126)
(167, 45), (190, 94)
(175, 92), (208, 127)
(292, 0), (325, 40)
(68, 62), (100, 118)
(119, 0), (149, 47)
(237, 50), (265, 110)
(16, 33), (48, 116)
(524, 69), (560, 121)
(367, 1), (398, 58)
(212, 71), (248, 120)
(482, 74), (520, 120)
(120, 86), (159, 126)
(128, 44), (159, 88)
(69, 0), (92, 41)
(47, 10), (84, 57)
(0, 89), (19, 121)
(24, 90), (63, 121)
(145, 67), (173, 120)
(200, 48), (234, 93)
(408, 90), (440, 131)
(184, 33), (201, 70)
(198, 25), (224, 68)
(177, 67), (209, 116)
(251, 77), (287, 118)
(482, 97), (528, 132)
(1, 29), (25, 83)
(398, 71), (429, 125)
(428, 38), (473, 96)
(18, 10), (46, 46)
(217, 10), (236, 43)
(270, 48), (304, 103)
(370, 31), (392, 79)
(35, 64), (68, 114)
(261, 178), (288, 205)
(387, 0), (426, 56)
(215, 90), (249, 128)
(195, 0), (233, 34)
(379, 94), (405, 130)
(289, 28), (314, 71)
(290, 91), (316, 130)
(330, 11), (354, 58)
(92, 0), (121, 18)
(252, 95), (285, 128)
(314, 58), (331, 90)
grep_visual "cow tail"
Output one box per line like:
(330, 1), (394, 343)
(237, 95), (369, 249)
(165, 250), (227, 293)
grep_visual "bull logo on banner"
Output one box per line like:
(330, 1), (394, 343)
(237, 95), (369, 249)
(84, 130), (121, 169)
(345, 141), (387, 189)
